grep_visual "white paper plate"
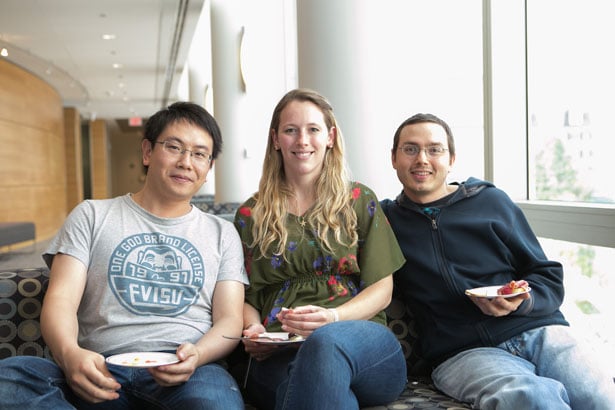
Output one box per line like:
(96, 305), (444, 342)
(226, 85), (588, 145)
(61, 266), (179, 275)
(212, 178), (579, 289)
(105, 352), (179, 368)
(465, 285), (531, 299)
(224, 332), (305, 345)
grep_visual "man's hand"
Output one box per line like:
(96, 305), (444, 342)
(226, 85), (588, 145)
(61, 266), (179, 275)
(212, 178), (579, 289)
(468, 292), (531, 317)
(61, 348), (120, 403)
(149, 343), (199, 386)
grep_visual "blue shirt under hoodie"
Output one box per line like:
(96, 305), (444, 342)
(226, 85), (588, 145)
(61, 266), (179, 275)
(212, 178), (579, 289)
(381, 177), (569, 368)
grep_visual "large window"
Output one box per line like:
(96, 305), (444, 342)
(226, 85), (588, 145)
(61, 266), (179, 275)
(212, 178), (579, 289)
(539, 237), (615, 373)
(489, 0), (614, 376)
(489, 0), (615, 250)
(521, 1), (615, 375)
(527, 0), (615, 204)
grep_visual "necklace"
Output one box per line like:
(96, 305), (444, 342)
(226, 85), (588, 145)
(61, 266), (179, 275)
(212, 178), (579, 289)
(292, 214), (307, 247)
(290, 196), (309, 228)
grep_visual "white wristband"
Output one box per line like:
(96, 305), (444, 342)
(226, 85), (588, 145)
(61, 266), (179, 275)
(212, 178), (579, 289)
(328, 308), (339, 322)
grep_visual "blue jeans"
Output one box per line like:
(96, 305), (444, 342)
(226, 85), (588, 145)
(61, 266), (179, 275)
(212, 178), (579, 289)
(0, 355), (244, 409)
(432, 325), (615, 410)
(245, 320), (407, 410)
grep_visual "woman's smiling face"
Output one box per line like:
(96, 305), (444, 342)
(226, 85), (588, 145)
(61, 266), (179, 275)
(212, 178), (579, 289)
(272, 100), (335, 182)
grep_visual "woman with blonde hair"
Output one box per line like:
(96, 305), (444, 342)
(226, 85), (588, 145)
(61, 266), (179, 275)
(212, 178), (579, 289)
(234, 88), (407, 409)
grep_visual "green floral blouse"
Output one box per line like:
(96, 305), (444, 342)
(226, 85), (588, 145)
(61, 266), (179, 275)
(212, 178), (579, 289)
(234, 182), (405, 332)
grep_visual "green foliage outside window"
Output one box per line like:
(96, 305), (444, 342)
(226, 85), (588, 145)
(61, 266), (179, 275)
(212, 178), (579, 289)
(534, 139), (593, 202)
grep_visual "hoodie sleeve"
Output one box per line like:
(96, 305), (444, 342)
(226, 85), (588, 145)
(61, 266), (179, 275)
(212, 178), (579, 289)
(501, 196), (565, 317)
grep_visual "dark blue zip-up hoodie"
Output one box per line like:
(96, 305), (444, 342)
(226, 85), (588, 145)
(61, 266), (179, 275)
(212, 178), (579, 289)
(381, 177), (569, 368)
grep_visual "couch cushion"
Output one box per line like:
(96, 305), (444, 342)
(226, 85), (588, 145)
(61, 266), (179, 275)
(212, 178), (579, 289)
(0, 267), (51, 359)
(386, 296), (435, 376)
(0, 266), (470, 408)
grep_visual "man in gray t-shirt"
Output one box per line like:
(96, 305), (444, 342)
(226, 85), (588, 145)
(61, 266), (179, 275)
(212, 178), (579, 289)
(0, 102), (248, 409)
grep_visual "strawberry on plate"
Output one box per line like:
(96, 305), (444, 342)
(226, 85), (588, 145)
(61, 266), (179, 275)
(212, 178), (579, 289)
(497, 280), (530, 296)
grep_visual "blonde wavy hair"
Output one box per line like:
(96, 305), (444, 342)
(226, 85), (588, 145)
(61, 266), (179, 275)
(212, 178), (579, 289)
(249, 88), (358, 257)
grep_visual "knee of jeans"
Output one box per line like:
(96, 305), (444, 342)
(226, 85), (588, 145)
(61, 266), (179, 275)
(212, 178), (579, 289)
(0, 356), (66, 398)
(303, 321), (397, 359)
(312, 320), (389, 339)
(300, 329), (336, 356)
(0, 357), (22, 381)
(181, 386), (244, 410)
(0, 356), (52, 376)
(478, 375), (569, 409)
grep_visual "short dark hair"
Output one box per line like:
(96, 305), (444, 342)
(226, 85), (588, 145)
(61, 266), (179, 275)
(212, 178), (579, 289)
(392, 113), (455, 157)
(143, 101), (223, 163)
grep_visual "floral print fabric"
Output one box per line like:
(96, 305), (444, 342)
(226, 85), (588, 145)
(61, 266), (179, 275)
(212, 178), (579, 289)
(235, 182), (405, 331)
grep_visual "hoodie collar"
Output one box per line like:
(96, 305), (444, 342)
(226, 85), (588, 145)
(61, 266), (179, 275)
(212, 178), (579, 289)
(395, 177), (492, 211)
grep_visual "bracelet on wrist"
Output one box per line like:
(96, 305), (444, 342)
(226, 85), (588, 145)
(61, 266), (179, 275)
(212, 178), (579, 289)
(328, 308), (339, 322)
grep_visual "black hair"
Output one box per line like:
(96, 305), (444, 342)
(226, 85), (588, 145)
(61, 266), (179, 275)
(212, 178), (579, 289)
(392, 113), (455, 157)
(143, 102), (223, 171)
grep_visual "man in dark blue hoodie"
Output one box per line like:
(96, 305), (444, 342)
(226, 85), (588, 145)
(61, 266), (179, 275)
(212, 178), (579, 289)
(381, 113), (615, 409)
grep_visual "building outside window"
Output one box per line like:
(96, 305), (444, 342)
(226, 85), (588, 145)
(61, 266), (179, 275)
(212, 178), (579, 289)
(526, 0), (615, 372)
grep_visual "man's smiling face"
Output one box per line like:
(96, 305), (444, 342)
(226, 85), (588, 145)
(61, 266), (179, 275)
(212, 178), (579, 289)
(392, 122), (455, 204)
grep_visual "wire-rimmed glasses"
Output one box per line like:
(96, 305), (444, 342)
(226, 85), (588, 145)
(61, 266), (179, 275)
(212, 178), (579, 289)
(397, 144), (448, 158)
(156, 140), (212, 164)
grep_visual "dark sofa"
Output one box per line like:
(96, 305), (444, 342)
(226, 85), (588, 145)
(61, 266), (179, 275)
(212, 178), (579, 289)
(0, 196), (469, 408)
(0, 266), (469, 409)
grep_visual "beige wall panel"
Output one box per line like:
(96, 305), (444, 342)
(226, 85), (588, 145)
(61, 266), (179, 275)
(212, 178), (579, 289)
(0, 59), (67, 242)
(0, 124), (63, 185)
(0, 60), (63, 135)
(0, 184), (65, 241)
(110, 129), (145, 197)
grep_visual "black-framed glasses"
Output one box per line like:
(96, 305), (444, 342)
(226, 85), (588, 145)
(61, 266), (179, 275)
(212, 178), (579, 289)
(398, 144), (448, 158)
(156, 140), (212, 164)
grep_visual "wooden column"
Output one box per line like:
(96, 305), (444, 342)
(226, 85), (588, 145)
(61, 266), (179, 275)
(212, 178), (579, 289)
(90, 119), (111, 199)
(63, 107), (84, 211)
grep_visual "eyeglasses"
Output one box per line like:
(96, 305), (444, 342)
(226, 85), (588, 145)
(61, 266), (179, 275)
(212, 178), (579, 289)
(156, 140), (212, 164)
(397, 145), (449, 158)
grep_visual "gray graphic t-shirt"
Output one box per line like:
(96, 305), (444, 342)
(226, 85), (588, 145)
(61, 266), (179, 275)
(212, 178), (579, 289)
(44, 194), (248, 355)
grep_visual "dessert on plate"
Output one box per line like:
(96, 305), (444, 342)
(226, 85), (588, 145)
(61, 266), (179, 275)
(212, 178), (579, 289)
(497, 280), (530, 296)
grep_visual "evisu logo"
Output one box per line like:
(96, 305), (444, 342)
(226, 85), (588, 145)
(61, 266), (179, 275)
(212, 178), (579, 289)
(108, 233), (204, 316)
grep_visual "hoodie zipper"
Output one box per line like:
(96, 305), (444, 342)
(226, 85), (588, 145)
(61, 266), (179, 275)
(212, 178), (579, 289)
(422, 207), (439, 230)
(422, 206), (461, 296)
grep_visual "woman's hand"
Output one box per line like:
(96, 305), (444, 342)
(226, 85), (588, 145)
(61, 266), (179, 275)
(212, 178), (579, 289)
(276, 305), (335, 337)
(242, 323), (280, 361)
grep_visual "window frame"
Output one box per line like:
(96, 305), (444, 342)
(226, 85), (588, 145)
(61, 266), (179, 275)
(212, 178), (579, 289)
(485, 0), (615, 249)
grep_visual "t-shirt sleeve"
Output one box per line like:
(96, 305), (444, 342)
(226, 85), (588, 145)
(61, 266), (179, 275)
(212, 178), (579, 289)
(43, 200), (95, 269)
(216, 220), (249, 285)
(352, 183), (406, 288)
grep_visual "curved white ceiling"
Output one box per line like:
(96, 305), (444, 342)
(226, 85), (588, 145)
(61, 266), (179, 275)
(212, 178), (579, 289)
(0, 0), (205, 120)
